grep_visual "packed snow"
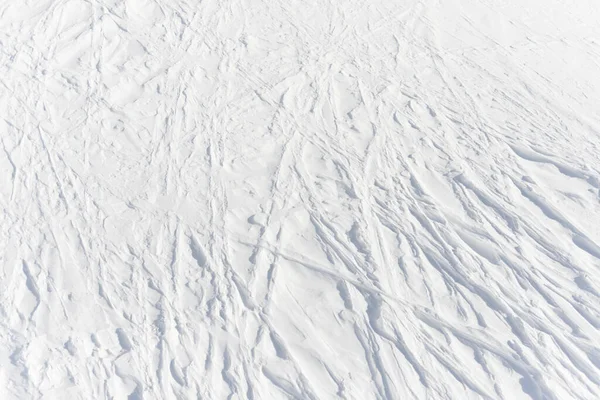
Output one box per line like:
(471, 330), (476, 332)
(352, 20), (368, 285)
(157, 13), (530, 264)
(1, 0), (600, 399)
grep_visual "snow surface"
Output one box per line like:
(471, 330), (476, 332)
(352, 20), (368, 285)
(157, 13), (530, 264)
(1, 0), (600, 399)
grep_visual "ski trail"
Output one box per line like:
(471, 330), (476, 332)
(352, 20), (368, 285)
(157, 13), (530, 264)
(1, 0), (600, 399)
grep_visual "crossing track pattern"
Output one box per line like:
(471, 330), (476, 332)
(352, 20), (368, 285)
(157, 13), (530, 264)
(1, 0), (600, 398)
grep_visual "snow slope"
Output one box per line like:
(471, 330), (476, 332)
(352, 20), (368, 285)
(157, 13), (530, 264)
(1, 0), (600, 398)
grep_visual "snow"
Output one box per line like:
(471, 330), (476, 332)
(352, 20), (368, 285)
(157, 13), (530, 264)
(1, 0), (600, 398)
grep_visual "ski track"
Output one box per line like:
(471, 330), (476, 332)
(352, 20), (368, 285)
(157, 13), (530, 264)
(1, 0), (600, 399)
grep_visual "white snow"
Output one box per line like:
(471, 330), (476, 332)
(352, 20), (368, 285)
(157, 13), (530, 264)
(1, 0), (600, 399)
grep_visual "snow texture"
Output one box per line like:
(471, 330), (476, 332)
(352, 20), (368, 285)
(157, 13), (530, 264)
(1, 0), (600, 399)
